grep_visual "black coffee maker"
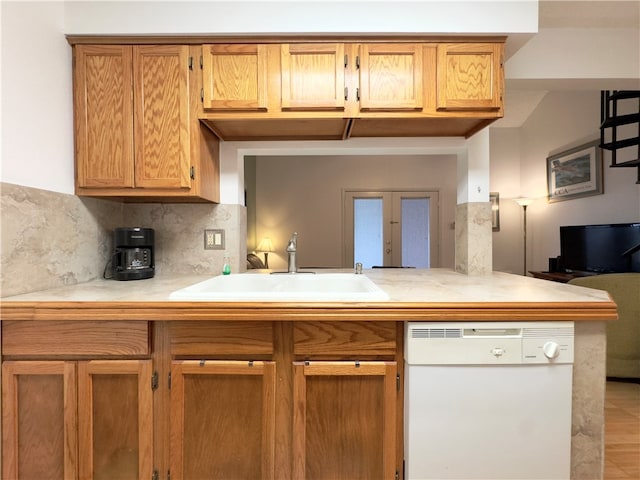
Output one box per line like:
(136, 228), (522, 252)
(113, 227), (155, 280)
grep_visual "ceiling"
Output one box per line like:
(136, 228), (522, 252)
(495, 0), (640, 128)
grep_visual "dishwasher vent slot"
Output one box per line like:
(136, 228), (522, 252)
(410, 327), (462, 339)
(523, 327), (574, 338)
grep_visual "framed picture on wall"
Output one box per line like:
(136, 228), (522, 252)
(546, 139), (603, 203)
(490, 192), (500, 232)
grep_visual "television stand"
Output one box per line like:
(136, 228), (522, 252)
(529, 270), (598, 283)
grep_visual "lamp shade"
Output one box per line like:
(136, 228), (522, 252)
(514, 197), (534, 207)
(256, 237), (274, 252)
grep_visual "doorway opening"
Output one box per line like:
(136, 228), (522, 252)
(343, 190), (439, 268)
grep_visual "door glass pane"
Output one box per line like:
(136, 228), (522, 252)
(401, 197), (430, 268)
(354, 198), (383, 268)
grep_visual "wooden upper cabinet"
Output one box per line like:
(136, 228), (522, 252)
(437, 43), (503, 111)
(74, 45), (134, 188)
(73, 44), (219, 202)
(74, 45), (192, 191)
(202, 44), (268, 111)
(358, 43), (424, 111)
(281, 43), (346, 111)
(133, 45), (192, 189)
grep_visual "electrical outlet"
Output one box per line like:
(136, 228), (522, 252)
(204, 229), (224, 250)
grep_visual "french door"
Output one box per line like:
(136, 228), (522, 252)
(343, 190), (439, 268)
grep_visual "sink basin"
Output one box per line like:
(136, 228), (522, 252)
(169, 273), (389, 301)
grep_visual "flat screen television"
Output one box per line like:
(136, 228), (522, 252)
(560, 223), (640, 273)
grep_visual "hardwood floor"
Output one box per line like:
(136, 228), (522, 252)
(604, 380), (640, 480)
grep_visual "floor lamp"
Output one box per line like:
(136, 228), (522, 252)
(514, 197), (534, 276)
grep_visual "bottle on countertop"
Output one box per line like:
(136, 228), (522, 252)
(222, 252), (231, 275)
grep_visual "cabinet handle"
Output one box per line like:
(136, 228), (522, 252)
(344, 54), (348, 68)
(190, 166), (195, 180)
(200, 88), (204, 103)
(356, 87), (360, 101)
(188, 56), (193, 70)
(344, 86), (348, 101)
(355, 55), (360, 69)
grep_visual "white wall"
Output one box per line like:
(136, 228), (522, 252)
(507, 27), (640, 89)
(253, 154), (457, 270)
(489, 127), (525, 274)
(63, 1), (538, 35)
(490, 91), (640, 274)
(0, 1), (74, 194)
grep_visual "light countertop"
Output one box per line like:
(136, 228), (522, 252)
(1, 268), (612, 304)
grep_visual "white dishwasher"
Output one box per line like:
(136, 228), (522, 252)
(404, 321), (574, 480)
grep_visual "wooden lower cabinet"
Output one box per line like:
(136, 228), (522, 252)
(293, 361), (398, 480)
(2, 361), (77, 479)
(170, 360), (276, 480)
(78, 360), (153, 480)
(2, 320), (401, 479)
(2, 359), (152, 480)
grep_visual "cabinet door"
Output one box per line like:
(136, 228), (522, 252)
(202, 44), (268, 111)
(436, 43), (503, 111)
(133, 45), (192, 189)
(171, 360), (276, 480)
(2, 361), (78, 480)
(281, 44), (346, 111)
(77, 360), (153, 480)
(292, 361), (398, 480)
(74, 45), (134, 188)
(358, 44), (423, 111)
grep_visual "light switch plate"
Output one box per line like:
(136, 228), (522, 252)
(204, 229), (225, 250)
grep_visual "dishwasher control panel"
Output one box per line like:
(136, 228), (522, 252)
(406, 321), (574, 365)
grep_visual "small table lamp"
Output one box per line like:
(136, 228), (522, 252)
(256, 237), (274, 268)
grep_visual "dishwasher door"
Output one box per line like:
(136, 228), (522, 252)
(404, 322), (574, 480)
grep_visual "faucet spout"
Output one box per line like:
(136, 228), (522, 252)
(287, 232), (298, 273)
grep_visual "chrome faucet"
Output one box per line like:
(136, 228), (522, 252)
(286, 232), (298, 273)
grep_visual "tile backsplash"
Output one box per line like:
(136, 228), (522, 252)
(0, 182), (245, 297)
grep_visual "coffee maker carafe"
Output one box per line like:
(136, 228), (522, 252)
(113, 227), (155, 280)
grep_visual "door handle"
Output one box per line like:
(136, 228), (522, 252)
(386, 248), (391, 254)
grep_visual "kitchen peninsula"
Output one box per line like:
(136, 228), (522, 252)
(1, 269), (616, 480)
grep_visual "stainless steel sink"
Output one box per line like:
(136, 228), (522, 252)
(169, 273), (389, 301)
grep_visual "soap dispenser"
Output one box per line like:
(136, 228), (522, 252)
(222, 252), (231, 275)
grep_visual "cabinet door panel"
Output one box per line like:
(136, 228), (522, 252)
(74, 45), (134, 188)
(437, 43), (503, 111)
(281, 44), (345, 111)
(171, 360), (276, 480)
(359, 44), (423, 111)
(78, 360), (153, 480)
(134, 45), (191, 189)
(2, 361), (77, 480)
(293, 361), (397, 480)
(202, 44), (268, 111)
